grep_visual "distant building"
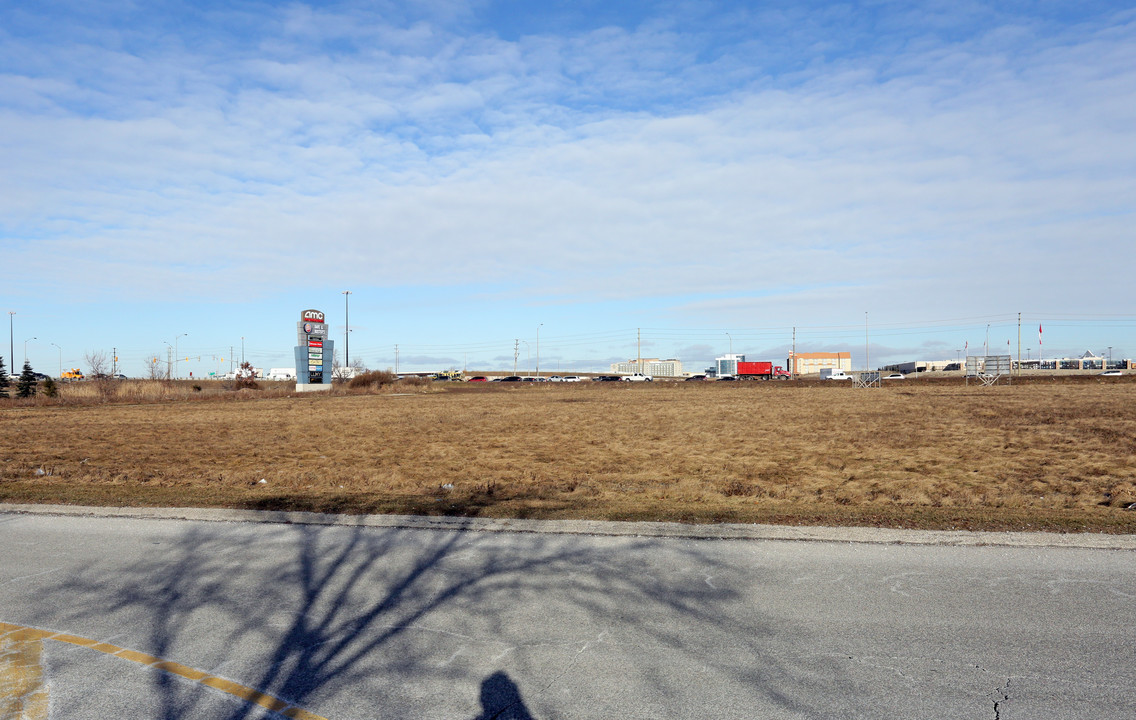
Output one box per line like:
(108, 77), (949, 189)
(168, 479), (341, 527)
(611, 358), (685, 377)
(712, 354), (745, 377)
(788, 351), (851, 376)
(880, 360), (957, 374)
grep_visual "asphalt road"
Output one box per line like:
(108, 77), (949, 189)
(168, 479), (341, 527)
(1, 508), (1133, 719)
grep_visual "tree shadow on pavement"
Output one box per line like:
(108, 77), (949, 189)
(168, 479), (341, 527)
(32, 518), (835, 718)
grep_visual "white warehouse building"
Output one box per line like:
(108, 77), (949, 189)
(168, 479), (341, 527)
(611, 358), (685, 377)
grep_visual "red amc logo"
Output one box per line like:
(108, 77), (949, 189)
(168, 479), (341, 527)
(301, 309), (325, 323)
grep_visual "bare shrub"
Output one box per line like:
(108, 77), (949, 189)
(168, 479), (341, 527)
(85, 350), (110, 378)
(145, 355), (165, 381)
(234, 362), (259, 390)
(349, 370), (397, 389)
(84, 350), (117, 399)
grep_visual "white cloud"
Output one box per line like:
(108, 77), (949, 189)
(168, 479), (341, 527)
(2, 3), (1134, 331)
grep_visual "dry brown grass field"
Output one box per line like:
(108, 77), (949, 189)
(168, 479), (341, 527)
(3, 377), (1135, 532)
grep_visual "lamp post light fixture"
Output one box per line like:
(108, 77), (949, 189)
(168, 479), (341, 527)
(51, 342), (61, 378)
(23, 337), (36, 365)
(7, 311), (14, 373)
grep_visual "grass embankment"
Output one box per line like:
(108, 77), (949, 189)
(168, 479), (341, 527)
(2, 378), (1135, 533)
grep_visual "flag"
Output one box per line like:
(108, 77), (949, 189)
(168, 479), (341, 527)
(1039, 323), (1043, 346)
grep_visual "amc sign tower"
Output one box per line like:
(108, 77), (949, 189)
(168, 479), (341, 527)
(294, 308), (335, 392)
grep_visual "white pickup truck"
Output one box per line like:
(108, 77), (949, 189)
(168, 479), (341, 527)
(819, 369), (852, 380)
(621, 373), (654, 382)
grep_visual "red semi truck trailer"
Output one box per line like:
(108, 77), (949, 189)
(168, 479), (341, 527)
(735, 361), (792, 379)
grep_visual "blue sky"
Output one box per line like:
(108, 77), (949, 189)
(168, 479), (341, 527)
(3, 1), (1134, 377)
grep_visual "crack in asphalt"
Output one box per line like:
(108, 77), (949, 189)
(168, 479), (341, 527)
(993, 678), (1011, 720)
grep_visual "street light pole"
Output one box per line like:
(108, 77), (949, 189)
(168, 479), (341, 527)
(51, 342), (61, 378)
(23, 337), (35, 365)
(7, 311), (13, 372)
(174, 333), (187, 379)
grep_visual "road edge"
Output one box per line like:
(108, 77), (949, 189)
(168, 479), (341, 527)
(2, 503), (1135, 550)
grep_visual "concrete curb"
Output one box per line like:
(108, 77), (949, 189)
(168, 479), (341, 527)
(3, 503), (1135, 550)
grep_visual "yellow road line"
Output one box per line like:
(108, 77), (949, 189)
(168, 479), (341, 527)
(0, 622), (328, 720)
(1, 625), (49, 720)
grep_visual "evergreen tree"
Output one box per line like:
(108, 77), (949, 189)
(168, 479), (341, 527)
(0, 356), (8, 398)
(17, 359), (37, 398)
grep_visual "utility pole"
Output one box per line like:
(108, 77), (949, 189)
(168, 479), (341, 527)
(7, 311), (13, 373)
(112, 347), (116, 376)
(537, 323), (543, 378)
(791, 326), (796, 378)
(241, 337), (245, 365)
(342, 290), (352, 371)
(1017, 312), (1021, 375)
(637, 328), (641, 374)
(229, 346), (234, 374)
(865, 311), (870, 372)
(51, 342), (61, 378)
(395, 344), (399, 374)
(513, 339), (519, 375)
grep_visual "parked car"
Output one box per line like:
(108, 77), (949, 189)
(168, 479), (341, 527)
(621, 373), (653, 382)
(496, 376), (522, 382)
(1100, 370), (1124, 377)
(685, 375), (707, 381)
(883, 374), (906, 380)
(561, 376), (583, 382)
(467, 376), (488, 382)
(717, 375), (736, 381)
(593, 375), (622, 382)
